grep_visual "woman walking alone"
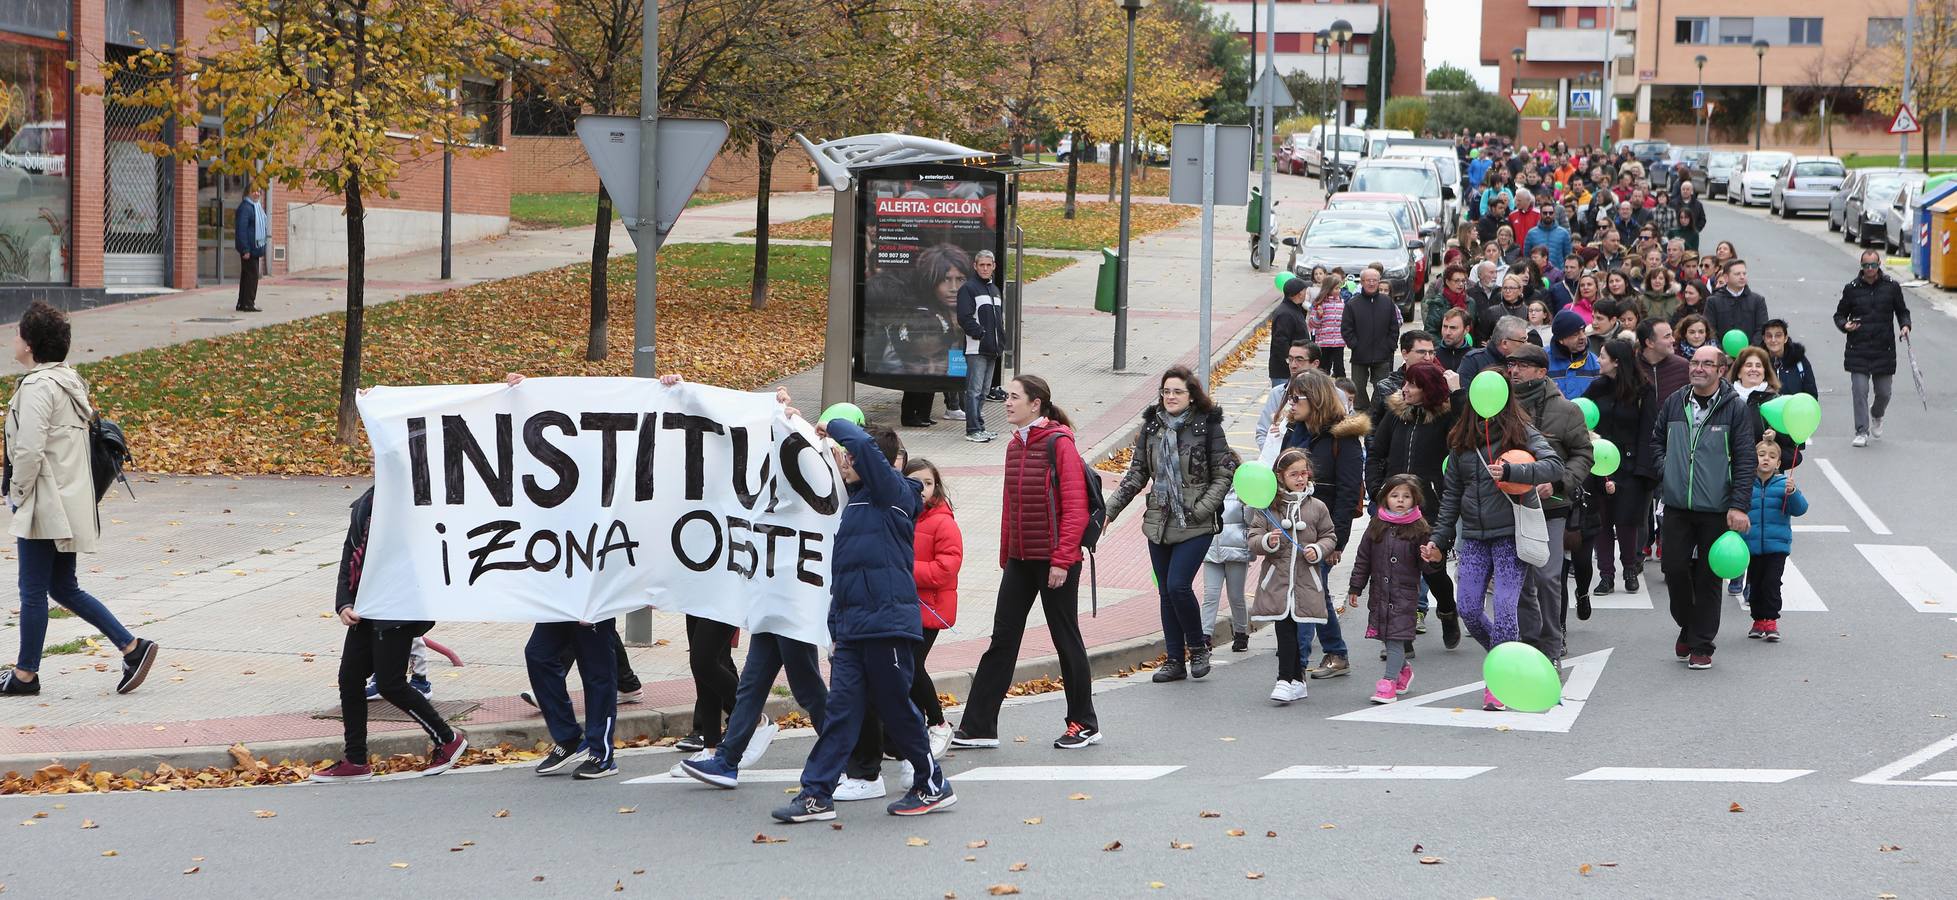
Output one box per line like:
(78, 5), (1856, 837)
(2, 302), (158, 697)
(951, 376), (1103, 750)
(1107, 366), (1237, 681)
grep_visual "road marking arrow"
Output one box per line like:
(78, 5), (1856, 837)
(1853, 731), (1957, 787)
(1329, 648), (1612, 733)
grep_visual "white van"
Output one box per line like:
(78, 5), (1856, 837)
(1362, 129), (1415, 159)
(1299, 125), (1365, 178)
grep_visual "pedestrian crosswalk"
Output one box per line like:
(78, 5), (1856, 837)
(1856, 544), (1957, 613)
(618, 760), (1922, 787)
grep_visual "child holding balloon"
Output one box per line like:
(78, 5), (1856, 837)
(1743, 436), (1806, 641)
(1245, 449), (1338, 705)
(1344, 475), (1431, 704)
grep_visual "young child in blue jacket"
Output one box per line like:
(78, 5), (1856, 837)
(1744, 435), (1807, 643)
(774, 418), (956, 823)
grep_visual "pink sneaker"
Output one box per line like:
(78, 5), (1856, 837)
(1482, 689), (1507, 712)
(1394, 665), (1414, 695)
(1370, 678), (1397, 704)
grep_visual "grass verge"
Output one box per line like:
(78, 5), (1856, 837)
(510, 191), (748, 229)
(1841, 153), (1957, 172)
(741, 199), (1195, 251)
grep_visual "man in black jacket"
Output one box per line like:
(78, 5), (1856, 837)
(957, 250), (1007, 443)
(1834, 250), (1913, 446)
(1475, 194), (1511, 245)
(1707, 259), (1770, 344)
(1268, 275), (1311, 387)
(1341, 266), (1403, 409)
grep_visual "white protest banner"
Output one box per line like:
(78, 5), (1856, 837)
(355, 378), (842, 647)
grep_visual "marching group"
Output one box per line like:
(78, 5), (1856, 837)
(0, 136), (1919, 825)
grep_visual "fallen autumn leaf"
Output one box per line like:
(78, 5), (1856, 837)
(906, 837), (930, 847)
(987, 886), (1021, 896)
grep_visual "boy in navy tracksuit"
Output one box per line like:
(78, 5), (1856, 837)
(773, 419), (956, 822)
(526, 616), (621, 778)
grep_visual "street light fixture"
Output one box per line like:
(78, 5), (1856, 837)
(1511, 47), (1525, 93)
(1330, 18), (1352, 191)
(1753, 39), (1769, 150)
(1112, 0), (1149, 371)
(1315, 29), (1330, 144)
(1695, 54), (1708, 145)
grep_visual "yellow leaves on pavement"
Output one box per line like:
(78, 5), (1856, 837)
(906, 837), (930, 847)
(1022, 817), (1043, 826)
(752, 833), (787, 844)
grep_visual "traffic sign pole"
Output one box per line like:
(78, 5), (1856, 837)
(628, 0), (660, 644)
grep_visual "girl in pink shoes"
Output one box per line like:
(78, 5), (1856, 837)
(1247, 448), (1338, 705)
(1345, 475), (1431, 704)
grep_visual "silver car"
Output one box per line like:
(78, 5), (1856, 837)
(1769, 156), (1846, 218)
(1844, 172), (1923, 247)
(1883, 180), (1929, 256)
(1345, 159), (1446, 234)
(1282, 209), (1421, 311)
(1704, 151), (1742, 198)
(1728, 151), (1792, 207)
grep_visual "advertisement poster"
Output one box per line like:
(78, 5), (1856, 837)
(859, 170), (1003, 386)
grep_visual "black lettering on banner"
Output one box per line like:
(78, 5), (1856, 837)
(444, 414), (514, 506)
(633, 414), (658, 502)
(728, 426), (774, 511)
(408, 417), (432, 506)
(796, 530), (826, 587)
(522, 411), (580, 508)
(580, 413), (639, 505)
(598, 520), (640, 569)
(525, 529), (563, 571)
(753, 522), (799, 579)
(725, 517), (758, 578)
(563, 523), (598, 577)
(436, 522), (450, 585)
(465, 520), (524, 585)
(779, 432), (840, 515)
(672, 510), (721, 572)
(662, 413), (725, 500)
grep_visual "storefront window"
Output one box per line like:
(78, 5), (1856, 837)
(0, 31), (70, 285)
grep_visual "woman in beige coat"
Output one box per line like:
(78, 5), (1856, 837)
(2, 302), (156, 696)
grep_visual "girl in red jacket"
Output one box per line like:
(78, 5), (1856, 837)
(906, 458), (963, 758)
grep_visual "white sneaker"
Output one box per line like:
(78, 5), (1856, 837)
(740, 718), (779, 768)
(900, 759), (916, 789)
(1872, 417), (1884, 439)
(928, 723), (953, 760)
(1852, 433), (1870, 447)
(943, 409), (967, 421)
(833, 775), (886, 802)
(1269, 679), (1307, 704)
(669, 748), (714, 777)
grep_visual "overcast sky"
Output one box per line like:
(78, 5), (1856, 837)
(1425, 0), (1500, 89)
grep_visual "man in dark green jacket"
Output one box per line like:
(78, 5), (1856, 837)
(1647, 345), (1755, 671)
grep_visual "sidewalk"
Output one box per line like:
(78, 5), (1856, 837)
(0, 172), (1332, 772)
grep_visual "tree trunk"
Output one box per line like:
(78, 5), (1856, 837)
(751, 134), (777, 311)
(586, 184), (614, 361)
(335, 175), (367, 446)
(1064, 129), (1081, 220)
(1107, 144), (1117, 202)
(1925, 125), (1933, 173)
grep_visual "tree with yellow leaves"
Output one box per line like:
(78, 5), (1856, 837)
(1047, 3), (1218, 206)
(99, 0), (523, 444)
(1862, 0), (1957, 172)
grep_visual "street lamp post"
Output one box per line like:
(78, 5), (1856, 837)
(1511, 48), (1525, 134)
(1753, 39), (1769, 150)
(1316, 29), (1330, 152)
(1113, 0), (1149, 371)
(1330, 19), (1352, 189)
(1695, 54), (1708, 145)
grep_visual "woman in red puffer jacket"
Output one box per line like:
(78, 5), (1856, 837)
(906, 458), (962, 757)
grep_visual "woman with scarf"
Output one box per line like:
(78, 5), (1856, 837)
(1107, 366), (1238, 682)
(1424, 264), (1472, 337)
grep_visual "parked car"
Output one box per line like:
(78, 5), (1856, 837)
(1344, 158), (1446, 234)
(1768, 156), (1846, 218)
(1666, 147), (1710, 196)
(1362, 128), (1415, 159)
(1378, 139), (1464, 213)
(1845, 171), (1923, 247)
(1299, 125), (1365, 179)
(1325, 190), (1436, 282)
(1833, 168), (1903, 234)
(1053, 136), (1107, 163)
(1281, 209), (1420, 312)
(1727, 151), (1792, 207)
(1704, 151), (1742, 198)
(1883, 179), (1932, 256)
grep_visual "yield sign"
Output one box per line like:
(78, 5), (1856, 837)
(1329, 647), (1613, 733)
(1509, 91), (1530, 114)
(1890, 102), (1922, 135)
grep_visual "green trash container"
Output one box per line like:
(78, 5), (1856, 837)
(1095, 247), (1119, 313)
(1245, 186), (1264, 235)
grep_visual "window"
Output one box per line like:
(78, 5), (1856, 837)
(460, 79), (502, 147)
(1539, 12), (1558, 29)
(1789, 18), (1822, 45)
(0, 30), (72, 285)
(1718, 17), (1753, 45)
(1579, 16), (1596, 29)
(1868, 17), (1904, 47)
(1675, 17), (1709, 44)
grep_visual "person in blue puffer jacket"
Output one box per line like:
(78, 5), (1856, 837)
(1742, 436), (1807, 644)
(777, 418), (957, 824)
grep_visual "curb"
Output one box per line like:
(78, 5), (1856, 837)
(1, 301), (1278, 781)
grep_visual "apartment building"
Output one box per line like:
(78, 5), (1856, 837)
(1481, 1), (1628, 146)
(1206, 1), (1426, 125)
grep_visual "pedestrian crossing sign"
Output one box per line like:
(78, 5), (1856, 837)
(1570, 91), (1595, 114)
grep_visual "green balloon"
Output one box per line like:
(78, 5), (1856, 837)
(818, 402), (866, 427)
(1721, 329), (1749, 358)
(1233, 462), (1280, 508)
(1540, 120), (1552, 133)
(1469, 370), (1510, 419)
(1442, 455), (1450, 476)
(1275, 271), (1296, 291)
(1782, 393), (1822, 444)
(1591, 437), (1622, 477)
(1759, 394), (1792, 435)
(1483, 641), (1561, 713)
(1573, 397), (1600, 431)
(1709, 530), (1751, 580)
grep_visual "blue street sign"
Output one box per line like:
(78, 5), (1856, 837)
(1570, 91), (1595, 113)
(1691, 89), (1705, 110)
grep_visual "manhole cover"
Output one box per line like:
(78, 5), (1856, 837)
(185, 317), (241, 323)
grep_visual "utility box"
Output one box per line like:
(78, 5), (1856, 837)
(1930, 195), (1957, 289)
(1912, 181), (1957, 280)
(1095, 248), (1119, 313)
(1245, 186), (1264, 235)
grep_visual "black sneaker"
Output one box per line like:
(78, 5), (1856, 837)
(674, 733), (708, 752)
(1054, 721), (1101, 749)
(987, 388), (1007, 402)
(518, 690), (540, 709)
(116, 639), (158, 695)
(888, 779), (957, 816)
(949, 729), (999, 749)
(1440, 613), (1461, 650)
(1151, 658), (1188, 683)
(535, 743), (588, 776)
(1593, 577), (1614, 597)
(1231, 632), (1249, 653)
(572, 758), (617, 780)
(0, 670), (40, 695)
(772, 794), (837, 823)
(1576, 591), (1592, 621)
(1625, 572), (1639, 593)
(1187, 645), (1212, 680)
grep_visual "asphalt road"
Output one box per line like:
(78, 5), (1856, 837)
(5, 195), (1957, 899)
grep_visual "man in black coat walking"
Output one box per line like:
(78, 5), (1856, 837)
(1341, 266), (1403, 410)
(1268, 276), (1311, 387)
(1834, 250), (1912, 446)
(1707, 259), (1770, 344)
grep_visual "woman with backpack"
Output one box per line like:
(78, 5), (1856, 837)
(1106, 366), (1237, 682)
(2, 302), (158, 697)
(951, 375), (1104, 751)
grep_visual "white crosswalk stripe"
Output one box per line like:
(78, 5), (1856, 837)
(1568, 767), (1813, 783)
(951, 765), (1183, 781)
(1855, 544), (1957, 613)
(1261, 765), (1493, 780)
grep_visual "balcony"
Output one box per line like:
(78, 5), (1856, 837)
(1525, 27), (1631, 63)
(1209, 3), (1380, 36)
(1274, 53), (1370, 88)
